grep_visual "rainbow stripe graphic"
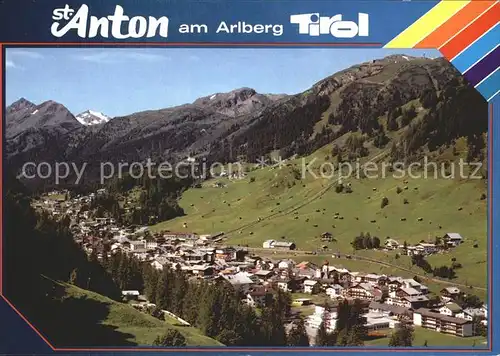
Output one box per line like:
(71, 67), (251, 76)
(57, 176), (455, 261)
(385, 0), (499, 101)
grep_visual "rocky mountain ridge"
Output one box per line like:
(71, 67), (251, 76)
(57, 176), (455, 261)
(5, 54), (487, 189)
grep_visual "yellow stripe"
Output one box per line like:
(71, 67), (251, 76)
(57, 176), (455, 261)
(384, 0), (471, 48)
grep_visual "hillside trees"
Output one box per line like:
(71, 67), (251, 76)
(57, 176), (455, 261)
(287, 317), (309, 346)
(388, 321), (414, 346)
(345, 133), (369, 159)
(398, 80), (486, 160)
(4, 174), (122, 338)
(334, 299), (367, 346)
(352, 232), (381, 250)
(141, 264), (286, 346)
(153, 330), (187, 346)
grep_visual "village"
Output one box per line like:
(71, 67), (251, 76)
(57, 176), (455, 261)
(35, 189), (488, 343)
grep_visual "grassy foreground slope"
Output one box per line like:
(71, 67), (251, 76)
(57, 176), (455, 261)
(151, 141), (487, 293)
(41, 279), (223, 347)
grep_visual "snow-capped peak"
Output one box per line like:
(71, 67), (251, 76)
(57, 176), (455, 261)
(76, 110), (110, 126)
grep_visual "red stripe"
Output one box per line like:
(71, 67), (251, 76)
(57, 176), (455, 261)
(1, 296), (56, 350)
(440, 2), (500, 59)
(416, 1), (496, 48)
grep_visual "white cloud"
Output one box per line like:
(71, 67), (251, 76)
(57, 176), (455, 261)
(5, 50), (43, 70)
(8, 50), (45, 59)
(6, 60), (23, 70)
(74, 50), (170, 63)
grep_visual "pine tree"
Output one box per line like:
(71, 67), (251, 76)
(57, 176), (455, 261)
(117, 252), (131, 290)
(197, 283), (221, 338)
(387, 114), (398, 131)
(171, 271), (188, 315)
(315, 320), (333, 346)
(69, 268), (78, 285)
(217, 329), (242, 346)
(315, 304), (337, 346)
(144, 267), (159, 303)
(215, 283), (239, 343)
(182, 282), (202, 325)
(153, 329), (186, 346)
(275, 289), (292, 318)
(287, 317), (309, 346)
(260, 297), (287, 346)
(334, 299), (366, 346)
(127, 257), (139, 290)
(388, 322), (414, 346)
(345, 325), (365, 346)
(155, 270), (169, 309)
(237, 304), (260, 346)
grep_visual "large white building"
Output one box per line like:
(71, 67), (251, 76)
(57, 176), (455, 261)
(306, 306), (338, 332)
(306, 305), (400, 333)
(413, 308), (473, 337)
(263, 240), (275, 248)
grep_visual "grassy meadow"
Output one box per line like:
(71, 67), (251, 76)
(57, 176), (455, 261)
(150, 140), (488, 297)
(46, 280), (222, 347)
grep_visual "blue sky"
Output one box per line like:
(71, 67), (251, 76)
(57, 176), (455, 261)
(6, 48), (441, 118)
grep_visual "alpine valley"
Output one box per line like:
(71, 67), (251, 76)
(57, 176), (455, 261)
(4, 54), (489, 348)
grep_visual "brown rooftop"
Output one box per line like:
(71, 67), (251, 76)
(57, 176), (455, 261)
(414, 308), (471, 325)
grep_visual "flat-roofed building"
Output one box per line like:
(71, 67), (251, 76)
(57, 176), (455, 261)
(413, 308), (473, 337)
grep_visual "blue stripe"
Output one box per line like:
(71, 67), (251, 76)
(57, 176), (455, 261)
(451, 23), (500, 73)
(476, 68), (500, 101)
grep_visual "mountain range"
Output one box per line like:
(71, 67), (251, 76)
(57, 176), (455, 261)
(5, 54), (487, 188)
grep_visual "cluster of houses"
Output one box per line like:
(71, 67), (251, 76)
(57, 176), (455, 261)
(384, 233), (464, 256)
(33, 189), (96, 218)
(36, 190), (485, 340)
(302, 274), (486, 338)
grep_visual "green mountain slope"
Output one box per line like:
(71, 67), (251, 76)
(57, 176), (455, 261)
(151, 134), (487, 298)
(35, 278), (223, 347)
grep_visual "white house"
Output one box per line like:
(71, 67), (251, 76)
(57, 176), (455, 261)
(278, 259), (295, 270)
(277, 279), (294, 293)
(439, 303), (463, 317)
(364, 273), (385, 285)
(441, 286), (461, 297)
(416, 243), (438, 255)
(306, 306), (338, 332)
(326, 284), (345, 299)
(246, 289), (269, 308)
(482, 304), (488, 319)
(456, 307), (487, 321)
(444, 233), (463, 247)
(222, 272), (255, 292)
(129, 240), (146, 250)
(111, 242), (122, 251)
(303, 280), (319, 294)
(402, 279), (429, 294)
(413, 308), (473, 337)
(405, 246), (417, 256)
(263, 240), (275, 249)
(385, 239), (400, 250)
(122, 290), (140, 300)
(150, 260), (164, 270)
(145, 240), (158, 249)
